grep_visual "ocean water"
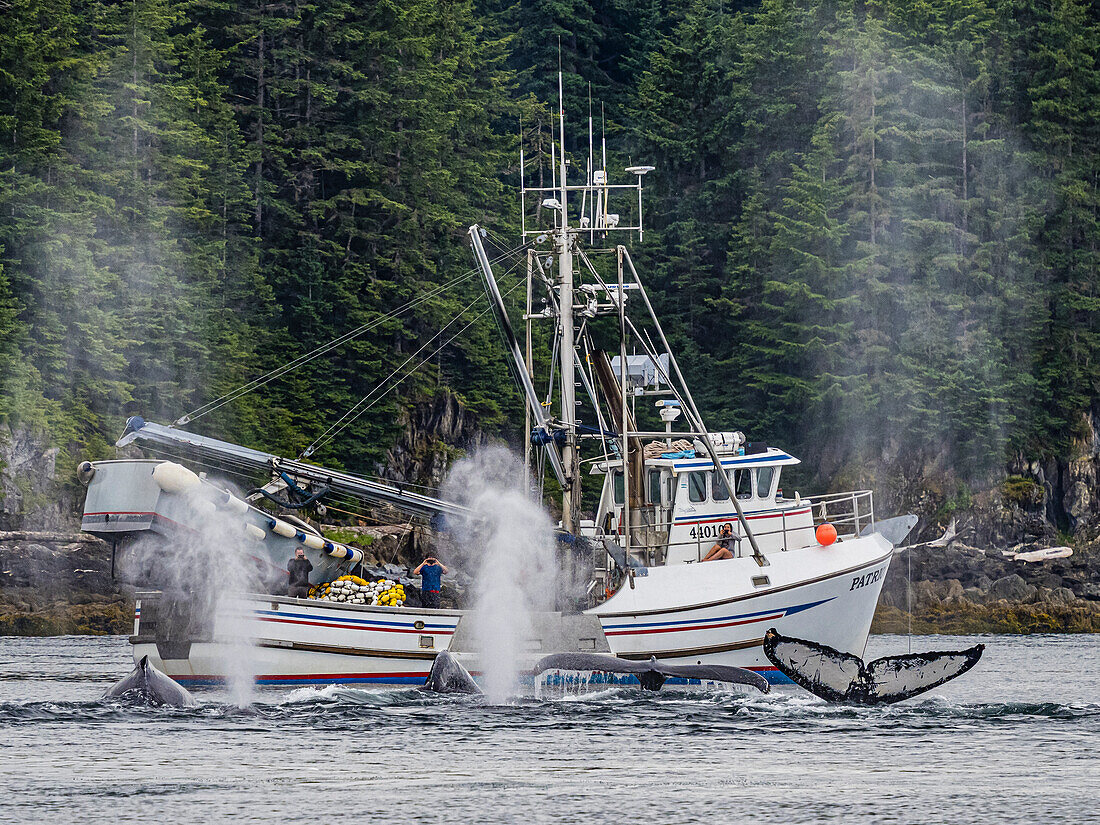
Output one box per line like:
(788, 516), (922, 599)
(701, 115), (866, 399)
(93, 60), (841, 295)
(0, 634), (1097, 824)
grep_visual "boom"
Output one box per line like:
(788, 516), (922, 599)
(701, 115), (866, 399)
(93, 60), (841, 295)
(117, 417), (469, 522)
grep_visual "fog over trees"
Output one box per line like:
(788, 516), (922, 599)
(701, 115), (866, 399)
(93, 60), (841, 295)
(1, 0), (1098, 512)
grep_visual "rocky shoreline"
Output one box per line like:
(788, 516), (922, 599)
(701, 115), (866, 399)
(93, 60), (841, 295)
(871, 541), (1100, 633)
(0, 532), (133, 635)
(2, 530), (1098, 637)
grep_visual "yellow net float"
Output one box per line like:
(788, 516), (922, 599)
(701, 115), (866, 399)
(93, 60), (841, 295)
(315, 576), (405, 606)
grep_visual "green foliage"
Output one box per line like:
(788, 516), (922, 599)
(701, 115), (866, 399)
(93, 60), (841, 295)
(0, 0), (524, 500)
(935, 481), (973, 522)
(1, 0), (1100, 526)
(321, 528), (375, 548)
(630, 0), (1098, 486)
(1001, 475), (1043, 508)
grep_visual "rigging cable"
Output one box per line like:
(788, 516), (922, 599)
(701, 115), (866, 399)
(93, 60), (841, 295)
(300, 264), (528, 459)
(302, 291), (518, 459)
(908, 540), (913, 653)
(174, 242), (531, 427)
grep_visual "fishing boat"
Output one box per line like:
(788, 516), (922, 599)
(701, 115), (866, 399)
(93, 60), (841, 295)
(79, 75), (915, 688)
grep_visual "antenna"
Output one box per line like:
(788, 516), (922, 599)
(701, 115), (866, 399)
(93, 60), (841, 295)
(601, 103), (608, 231)
(601, 102), (607, 174)
(519, 118), (525, 241)
(517, 74), (652, 242)
(588, 84), (594, 243)
(558, 62), (567, 230)
(550, 114), (557, 228)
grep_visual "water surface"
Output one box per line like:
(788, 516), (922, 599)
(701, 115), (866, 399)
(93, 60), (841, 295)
(1, 634), (1097, 823)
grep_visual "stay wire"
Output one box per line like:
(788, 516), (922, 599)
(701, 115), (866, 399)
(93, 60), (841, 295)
(300, 296), (485, 459)
(302, 259), (528, 459)
(177, 242), (532, 426)
(908, 541), (913, 653)
(176, 273), (473, 425)
(304, 290), (521, 460)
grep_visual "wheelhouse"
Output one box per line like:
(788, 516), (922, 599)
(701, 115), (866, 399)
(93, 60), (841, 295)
(593, 444), (873, 569)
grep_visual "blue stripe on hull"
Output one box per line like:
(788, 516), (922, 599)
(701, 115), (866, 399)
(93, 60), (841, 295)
(600, 597), (834, 632)
(173, 670), (795, 689)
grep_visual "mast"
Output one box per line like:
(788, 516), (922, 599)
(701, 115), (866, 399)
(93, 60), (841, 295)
(509, 76), (654, 541)
(469, 226), (568, 487)
(557, 69), (580, 533)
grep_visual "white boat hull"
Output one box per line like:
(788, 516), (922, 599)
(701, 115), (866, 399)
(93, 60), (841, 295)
(134, 534), (892, 688)
(592, 534), (892, 677)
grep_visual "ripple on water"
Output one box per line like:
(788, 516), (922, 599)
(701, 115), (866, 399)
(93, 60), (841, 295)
(1, 634), (1097, 824)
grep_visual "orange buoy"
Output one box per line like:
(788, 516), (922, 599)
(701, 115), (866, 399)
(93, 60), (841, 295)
(816, 523), (838, 546)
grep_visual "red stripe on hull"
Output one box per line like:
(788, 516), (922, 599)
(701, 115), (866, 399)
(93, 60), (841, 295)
(675, 507), (811, 527)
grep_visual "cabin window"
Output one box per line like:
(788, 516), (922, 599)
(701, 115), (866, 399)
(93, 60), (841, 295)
(647, 469), (662, 505)
(612, 471), (625, 506)
(687, 472), (707, 502)
(711, 470), (730, 501)
(733, 468), (753, 499)
(757, 466), (776, 499)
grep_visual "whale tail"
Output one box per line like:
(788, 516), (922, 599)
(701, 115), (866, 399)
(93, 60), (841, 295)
(762, 629), (983, 705)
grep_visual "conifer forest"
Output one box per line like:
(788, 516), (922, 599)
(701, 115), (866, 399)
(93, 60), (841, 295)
(1, 0), (1099, 528)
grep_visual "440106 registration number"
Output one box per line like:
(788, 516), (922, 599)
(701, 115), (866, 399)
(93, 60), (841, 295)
(687, 523), (735, 540)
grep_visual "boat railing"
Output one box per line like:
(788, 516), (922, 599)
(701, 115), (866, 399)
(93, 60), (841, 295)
(616, 489), (875, 565)
(805, 489), (875, 539)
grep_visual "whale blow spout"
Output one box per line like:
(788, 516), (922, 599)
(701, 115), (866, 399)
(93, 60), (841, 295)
(103, 656), (197, 707)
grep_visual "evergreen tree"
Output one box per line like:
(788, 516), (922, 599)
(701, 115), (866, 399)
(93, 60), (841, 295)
(1014, 0), (1100, 458)
(739, 115), (859, 448)
(2, 0), (1100, 521)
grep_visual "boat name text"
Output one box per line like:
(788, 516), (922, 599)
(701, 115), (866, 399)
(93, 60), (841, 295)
(850, 567), (885, 591)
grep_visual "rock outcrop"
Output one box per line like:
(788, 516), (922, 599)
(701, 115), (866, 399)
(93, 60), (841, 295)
(380, 389), (488, 490)
(0, 532), (132, 634)
(0, 425), (76, 532)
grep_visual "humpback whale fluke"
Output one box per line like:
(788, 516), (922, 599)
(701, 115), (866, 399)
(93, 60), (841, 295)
(103, 656), (197, 707)
(762, 629), (983, 705)
(533, 652), (770, 693)
(422, 651), (481, 694)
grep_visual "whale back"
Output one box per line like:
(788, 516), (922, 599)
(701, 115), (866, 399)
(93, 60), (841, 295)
(103, 655), (197, 707)
(423, 651), (481, 694)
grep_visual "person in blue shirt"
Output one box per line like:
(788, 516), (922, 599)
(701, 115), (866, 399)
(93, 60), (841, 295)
(414, 556), (448, 609)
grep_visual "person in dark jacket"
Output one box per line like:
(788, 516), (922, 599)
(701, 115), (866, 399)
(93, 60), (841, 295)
(414, 556), (448, 609)
(287, 547), (313, 598)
